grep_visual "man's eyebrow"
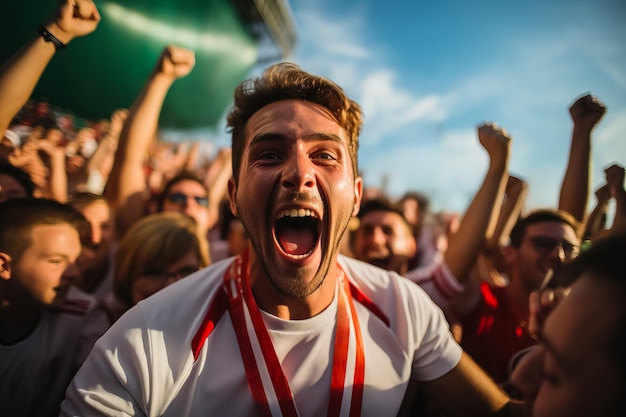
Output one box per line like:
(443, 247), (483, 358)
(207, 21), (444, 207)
(301, 132), (345, 144)
(250, 132), (345, 146)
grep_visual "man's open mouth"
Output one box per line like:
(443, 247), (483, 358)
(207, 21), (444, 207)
(274, 208), (321, 260)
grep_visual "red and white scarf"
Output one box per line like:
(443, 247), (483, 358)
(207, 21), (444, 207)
(191, 251), (394, 416)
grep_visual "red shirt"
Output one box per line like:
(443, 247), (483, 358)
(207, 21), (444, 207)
(460, 282), (537, 384)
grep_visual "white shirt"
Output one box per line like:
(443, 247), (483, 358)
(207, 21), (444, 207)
(405, 251), (465, 308)
(62, 255), (462, 417)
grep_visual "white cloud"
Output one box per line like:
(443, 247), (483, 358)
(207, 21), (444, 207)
(294, 6), (373, 61)
(357, 70), (451, 144)
(289, 1), (625, 213)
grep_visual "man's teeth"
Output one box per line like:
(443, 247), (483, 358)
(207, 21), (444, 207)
(277, 208), (317, 218)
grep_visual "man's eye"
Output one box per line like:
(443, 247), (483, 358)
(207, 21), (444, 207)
(48, 258), (64, 265)
(259, 151), (281, 161)
(318, 153), (333, 159)
(314, 151), (337, 161)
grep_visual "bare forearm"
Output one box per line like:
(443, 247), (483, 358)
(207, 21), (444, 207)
(585, 199), (609, 239)
(119, 73), (174, 162)
(0, 36), (56, 132)
(559, 125), (592, 223)
(445, 159), (508, 283)
(47, 153), (68, 203)
(0, 0), (101, 131)
(106, 73), (174, 207)
(487, 177), (527, 249)
(610, 189), (626, 233)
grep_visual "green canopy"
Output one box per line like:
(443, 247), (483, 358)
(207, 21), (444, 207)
(0, 0), (294, 129)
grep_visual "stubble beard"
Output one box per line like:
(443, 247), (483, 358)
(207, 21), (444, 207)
(270, 264), (328, 298)
(239, 193), (353, 299)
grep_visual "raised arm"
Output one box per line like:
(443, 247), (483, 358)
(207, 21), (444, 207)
(487, 175), (528, 250)
(36, 139), (68, 202)
(583, 183), (611, 241)
(462, 175), (529, 293)
(605, 163), (626, 236)
(558, 94), (606, 225)
(444, 123), (511, 285)
(104, 45), (195, 236)
(86, 108), (128, 189)
(204, 147), (233, 227)
(0, 0), (100, 133)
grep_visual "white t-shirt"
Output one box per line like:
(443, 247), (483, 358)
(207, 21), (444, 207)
(405, 251), (464, 308)
(0, 286), (95, 417)
(61, 255), (462, 417)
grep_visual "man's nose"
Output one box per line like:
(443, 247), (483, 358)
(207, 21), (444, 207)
(547, 243), (567, 262)
(282, 149), (315, 191)
(90, 226), (101, 245)
(371, 227), (387, 246)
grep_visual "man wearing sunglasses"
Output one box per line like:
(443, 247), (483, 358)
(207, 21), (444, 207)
(156, 171), (212, 238)
(455, 209), (581, 388)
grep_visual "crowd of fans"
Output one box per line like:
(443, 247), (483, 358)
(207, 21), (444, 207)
(1, 1), (625, 416)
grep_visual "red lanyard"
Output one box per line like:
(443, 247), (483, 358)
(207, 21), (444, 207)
(224, 251), (365, 417)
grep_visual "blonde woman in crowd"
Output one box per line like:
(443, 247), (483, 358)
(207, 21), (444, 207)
(76, 211), (210, 364)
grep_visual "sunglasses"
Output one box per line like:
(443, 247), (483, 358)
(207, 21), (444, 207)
(166, 193), (209, 208)
(527, 235), (579, 257)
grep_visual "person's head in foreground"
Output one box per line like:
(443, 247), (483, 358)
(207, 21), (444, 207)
(511, 232), (626, 417)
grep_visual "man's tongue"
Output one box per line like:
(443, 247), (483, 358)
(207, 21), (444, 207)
(278, 227), (315, 256)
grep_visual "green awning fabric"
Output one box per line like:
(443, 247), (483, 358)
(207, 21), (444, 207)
(1, 0), (261, 129)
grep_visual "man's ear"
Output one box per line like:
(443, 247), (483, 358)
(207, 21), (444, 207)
(0, 252), (12, 281)
(227, 177), (239, 217)
(352, 177), (363, 217)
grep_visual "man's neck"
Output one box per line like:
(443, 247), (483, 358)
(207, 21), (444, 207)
(249, 263), (339, 321)
(0, 300), (43, 345)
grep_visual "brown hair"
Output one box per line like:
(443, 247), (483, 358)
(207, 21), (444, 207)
(112, 212), (210, 308)
(509, 209), (581, 247)
(0, 198), (86, 262)
(226, 62), (363, 182)
(68, 192), (109, 211)
(156, 171), (208, 212)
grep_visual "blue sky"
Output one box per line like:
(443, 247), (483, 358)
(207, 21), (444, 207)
(270, 0), (626, 214)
